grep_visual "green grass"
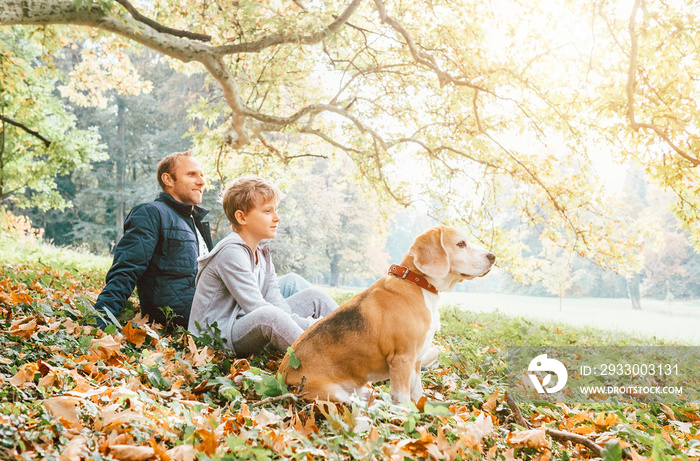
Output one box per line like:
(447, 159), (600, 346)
(0, 231), (111, 273)
(441, 291), (700, 345)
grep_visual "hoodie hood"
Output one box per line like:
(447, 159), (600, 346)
(196, 232), (270, 284)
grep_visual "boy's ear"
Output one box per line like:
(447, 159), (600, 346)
(234, 210), (246, 227)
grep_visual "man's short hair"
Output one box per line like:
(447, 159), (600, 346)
(157, 151), (193, 191)
(222, 176), (282, 230)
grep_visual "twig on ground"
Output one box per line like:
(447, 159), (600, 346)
(505, 391), (530, 428)
(505, 391), (603, 457)
(252, 392), (304, 407)
(545, 427), (603, 457)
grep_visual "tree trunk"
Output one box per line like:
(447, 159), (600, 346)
(115, 98), (127, 244)
(329, 254), (340, 287)
(626, 275), (642, 310)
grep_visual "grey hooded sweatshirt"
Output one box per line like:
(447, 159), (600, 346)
(188, 232), (311, 351)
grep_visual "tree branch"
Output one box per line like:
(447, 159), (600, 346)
(485, 133), (589, 250)
(115, 0), (211, 42)
(373, 0), (490, 93)
(0, 115), (51, 147)
(211, 0), (363, 55)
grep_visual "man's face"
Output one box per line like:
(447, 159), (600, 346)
(164, 156), (206, 206)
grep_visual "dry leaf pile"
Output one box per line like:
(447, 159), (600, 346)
(0, 264), (698, 460)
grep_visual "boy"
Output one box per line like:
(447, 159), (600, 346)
(188, 176), (338, 356)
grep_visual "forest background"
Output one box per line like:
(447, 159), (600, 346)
(1, 0), (700, 308)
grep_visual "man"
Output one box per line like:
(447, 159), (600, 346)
(93, 151), (213, 329)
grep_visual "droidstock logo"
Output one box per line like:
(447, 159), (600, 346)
(527, 354), (568, 394)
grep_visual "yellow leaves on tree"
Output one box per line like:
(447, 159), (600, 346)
(57, 39), (153, 109)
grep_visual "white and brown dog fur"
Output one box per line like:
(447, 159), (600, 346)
(279, 225), (495, 404)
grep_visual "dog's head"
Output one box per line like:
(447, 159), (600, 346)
(408, 226), (495, 290)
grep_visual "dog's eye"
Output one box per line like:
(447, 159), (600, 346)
(456, 241), (467, 248)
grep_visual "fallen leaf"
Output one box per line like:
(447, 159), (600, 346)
(44, 396), (83, 428)
(9, 362), (39, 386)
(108, 445), (155, 461)
(483, 390), (499, 412)
(593, 412), (619, 431)
(10, 289), (33, 305)
(123, 321), (148, 347)
(572, 425), (596, 435)
(167, 444), (196, 461)
(58, 435), (87, 461)
(255, 408), (283, 428)
(507, 427), (551, 449)
(9, 317), (37, 338)
(629, 448), (650, 461)
(669, 420), (692, 433)
(89, 335), (121, 360)
(457, 411), (494, 451)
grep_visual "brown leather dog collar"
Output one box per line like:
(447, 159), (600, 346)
(388, 265), (439, 294)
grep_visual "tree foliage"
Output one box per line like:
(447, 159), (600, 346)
(2, 0), (700, 275)
(0, 26), (105, 210)
(270, 159), (389, 286)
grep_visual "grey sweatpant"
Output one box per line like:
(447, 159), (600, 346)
(229, 283), (337, 357)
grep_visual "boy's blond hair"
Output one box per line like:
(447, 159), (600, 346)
(222, 176), (282, 230)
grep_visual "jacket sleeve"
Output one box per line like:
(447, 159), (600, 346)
(93, 205), (160, 326)
(215, 246), (292, 316)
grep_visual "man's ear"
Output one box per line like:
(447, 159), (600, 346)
(409, 227), (450, 279)
(161, 172), (174, 189)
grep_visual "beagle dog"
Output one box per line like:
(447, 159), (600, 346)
(279, 225), (495, 404)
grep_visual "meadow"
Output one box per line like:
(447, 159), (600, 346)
(1, 229), (697, 459)
(440, 292), (700, 346)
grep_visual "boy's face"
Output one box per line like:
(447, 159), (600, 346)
(239, 200), (280, 240)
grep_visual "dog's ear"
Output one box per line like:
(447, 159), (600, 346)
(409, 227), (450, 279)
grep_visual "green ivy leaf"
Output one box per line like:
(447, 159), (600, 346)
(601, 440), (623, 461)
(253, 373), (288, 398)
(423, 401), (453, 416)
(286, 347), (301, 369)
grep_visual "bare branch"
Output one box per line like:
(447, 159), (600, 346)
(115, 0), (211, 42)
(373, 0), (489, 93)
(545, 428), (603, 457)
(0, 115), (51, 147)
(485, 133), (589, 250)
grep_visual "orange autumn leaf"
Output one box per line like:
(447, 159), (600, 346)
(593, 412), (619, 431)
(483, 390), (499, 412)
(44, 396), (83, 428)
(107, 445), (155, 461)
(9, 362), (39, 386)
(10, 289), (33, 305)
(572, 425), (596, 435)
(9, 317), (37, 338)
(195, 428), (217, 456)
(88, 335), (122, 360)
(457, 411), (494, 451)
(123, 321), (148, 347)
